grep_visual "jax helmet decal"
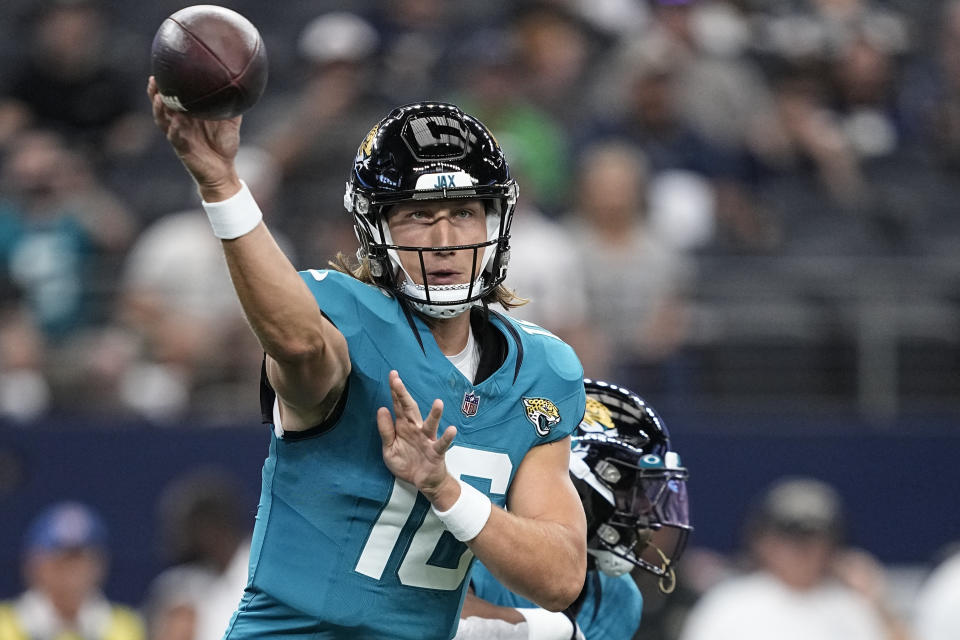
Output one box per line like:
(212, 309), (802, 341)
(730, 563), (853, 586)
(344, 102), (518, 318)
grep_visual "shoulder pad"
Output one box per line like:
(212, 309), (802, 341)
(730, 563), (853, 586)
(504, 316), (583, 383)
(298, 269), (399, 327)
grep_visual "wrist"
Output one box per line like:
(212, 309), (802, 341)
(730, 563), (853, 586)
(201, 180), (263, 239)
(421, 473), (461, 510)
(197, 173), (242, 203)
(430, 478), (492, 542)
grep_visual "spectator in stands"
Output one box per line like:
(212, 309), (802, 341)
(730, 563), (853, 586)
(0, 129), (134, 339)
(509, 3), (599, 129)
(0, 0), (150, 162)
(679, 476), (909, 640)
(451, 27), (572, 216)
(111, 147), (277, 421)
(564, 141), (694, 388)
(0, 298), (50, 423)
(255, 11), (387, 265)
(582, 20), (777, 253)
(143, 469), (251, 640)
(374, 0), (459, 105)
(913, 545), (960, 640)
(0, 501), (145, 640)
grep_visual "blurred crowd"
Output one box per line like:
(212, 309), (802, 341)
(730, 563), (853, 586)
(3, 473), (958, 640)
(2, 0), (960, 423)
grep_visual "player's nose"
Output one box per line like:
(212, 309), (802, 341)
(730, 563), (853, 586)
(429, 214), (457, 249)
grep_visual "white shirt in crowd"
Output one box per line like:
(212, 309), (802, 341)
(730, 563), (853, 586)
(679, 572), (887, 640)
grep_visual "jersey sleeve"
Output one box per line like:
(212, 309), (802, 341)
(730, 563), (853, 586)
(297, 268), (366, 330)
(508, 318), (587, 445)
(577, 573), (643, 640)
(527, 326), (586, 446)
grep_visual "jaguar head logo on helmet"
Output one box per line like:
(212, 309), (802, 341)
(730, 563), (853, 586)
(342, 102), (520, 318)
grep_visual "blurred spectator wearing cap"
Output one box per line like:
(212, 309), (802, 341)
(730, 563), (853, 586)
(0, 501), (145, 640)
(253, 11), (388, 265)
(679, 477), (910, 640)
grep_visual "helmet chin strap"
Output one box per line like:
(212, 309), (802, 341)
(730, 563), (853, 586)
(403, 282), (477, 318)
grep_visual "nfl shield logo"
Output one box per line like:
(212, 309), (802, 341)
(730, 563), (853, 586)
(461, 391), (480, 417)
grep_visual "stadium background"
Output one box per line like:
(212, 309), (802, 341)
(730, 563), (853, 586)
(1, 0), (959, 632)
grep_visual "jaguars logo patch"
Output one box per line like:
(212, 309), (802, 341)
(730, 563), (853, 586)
(580, 397), (616, 435)
(522, 397), (561, 437)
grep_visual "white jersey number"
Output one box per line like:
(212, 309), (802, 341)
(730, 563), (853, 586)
(355, 445), (512, 590)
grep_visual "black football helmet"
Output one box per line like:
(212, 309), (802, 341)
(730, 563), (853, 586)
(570, 379), (692, 592)
(343, 102), (518, 318)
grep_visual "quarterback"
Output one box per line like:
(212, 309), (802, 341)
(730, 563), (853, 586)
(148, 81), (587, 640)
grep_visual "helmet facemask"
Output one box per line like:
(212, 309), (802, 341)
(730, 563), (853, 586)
(344, 102), (518, 318)
(347, 186), (515, 318)
(572, 435), (691, 593)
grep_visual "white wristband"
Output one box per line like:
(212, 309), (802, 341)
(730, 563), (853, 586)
(516, 608), (575, 640)
(431, 479), (492, 542)
(454, 617), (530, 640)
(201, 179), (263, 239)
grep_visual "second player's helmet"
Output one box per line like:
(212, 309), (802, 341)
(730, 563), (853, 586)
(343, 102), (518, 318)
(570, 379), (692, 592)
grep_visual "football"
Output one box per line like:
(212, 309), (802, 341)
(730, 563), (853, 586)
(151, 5), (268, 120)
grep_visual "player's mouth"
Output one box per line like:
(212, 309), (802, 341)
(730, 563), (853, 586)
(426, 270), (464, 285)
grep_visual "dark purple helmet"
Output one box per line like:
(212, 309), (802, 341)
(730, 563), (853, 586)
(570, 379), (692, 591)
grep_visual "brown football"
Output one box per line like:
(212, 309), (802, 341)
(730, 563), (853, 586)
(151, 5), (268, 120)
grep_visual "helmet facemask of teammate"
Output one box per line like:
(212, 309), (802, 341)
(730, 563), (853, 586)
(569, 380), (692, 593)
(343, 102), (518, 318)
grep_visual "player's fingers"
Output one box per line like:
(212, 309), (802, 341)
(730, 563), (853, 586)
(166, 115), (192, 150)
(433, 425), (457, 455)
(375, 406), (396, 448)
(389, 371), (419, 419)
(151, 92), (173, 131)
(422, 399), (443, 436)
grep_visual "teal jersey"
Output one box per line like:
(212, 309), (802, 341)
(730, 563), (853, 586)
(470, 561), (643, 640)
(244, 270), (585, 640)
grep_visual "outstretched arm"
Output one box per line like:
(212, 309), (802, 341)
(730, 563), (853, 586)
(377, 371), (586, 611)
(147, 77), (349, 428)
